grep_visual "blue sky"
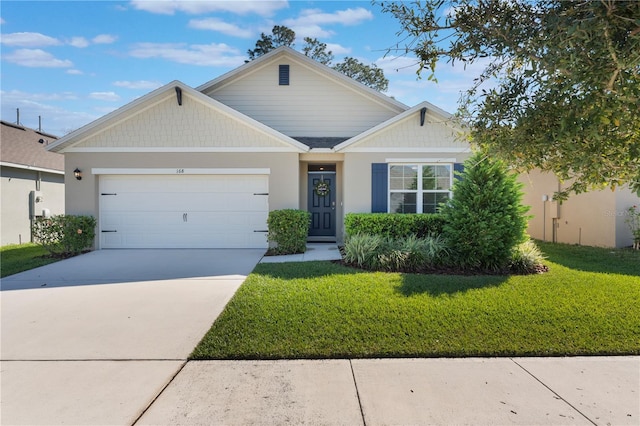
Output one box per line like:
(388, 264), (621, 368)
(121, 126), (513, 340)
(1, 1), (477, 136)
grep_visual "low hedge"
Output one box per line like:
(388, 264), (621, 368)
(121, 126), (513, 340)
(267, 209), (311, 255)
(344, 213), (446, 239)
(32, 215), (96, 256)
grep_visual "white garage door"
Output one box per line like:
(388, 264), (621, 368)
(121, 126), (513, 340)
(99, 174), (269, 249)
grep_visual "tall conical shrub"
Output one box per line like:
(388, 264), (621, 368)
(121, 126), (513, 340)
(442, 151), (529, 271)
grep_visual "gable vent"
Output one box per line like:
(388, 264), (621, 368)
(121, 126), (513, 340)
(279, 64), (290, 86)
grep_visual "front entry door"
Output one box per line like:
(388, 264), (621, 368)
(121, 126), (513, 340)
(308, 172), (336, 237)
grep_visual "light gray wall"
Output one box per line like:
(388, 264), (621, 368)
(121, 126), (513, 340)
(1, 167), (65, 245)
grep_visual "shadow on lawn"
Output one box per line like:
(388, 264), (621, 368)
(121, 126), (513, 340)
(397, 273), (509, 297)
(253, 260), (365, 279)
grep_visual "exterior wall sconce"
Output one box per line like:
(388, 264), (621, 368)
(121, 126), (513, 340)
(74, 168), (82, 180)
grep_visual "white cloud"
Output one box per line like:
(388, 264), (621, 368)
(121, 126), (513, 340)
(284, 7), (373, 41)
(92, 34), (118, 44)
(130, 0), (288, 16)
(188, 18), (254, 38)
(0, 90), (95, 135)
(129, 42), (246, 67)
(66, 69), (84, 75)
(325, 43), (351, 56)
(293, 25), (333, 39)
(1, 32), (61, 47)
(1, 18), (5, 24)
(113, 80), (163, 90)
(69, 36), (90, 48)
(4, 49), (73, 68)
(285, 7), (373, 27)
(89, 91), (121, 101)
(0, 89), (78, 102)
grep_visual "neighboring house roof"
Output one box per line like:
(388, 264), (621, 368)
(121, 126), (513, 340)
(47, 81), (309, 153)
(197, 46), (409, 114)
(1, 120), (64, 173)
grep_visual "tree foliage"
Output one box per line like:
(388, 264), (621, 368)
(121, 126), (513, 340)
(333, 57), (389, 92)
(441, 151), (529, 271)
(247, 26), (389, 91)
(301, 37), (334, 65)
(380, 0), (640, 198)
(247, 25), (295, 61)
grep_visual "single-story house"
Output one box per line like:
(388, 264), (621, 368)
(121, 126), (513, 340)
(1, 120), (64, 245)
(46, 46), (638, 249)
(47, 46), (470, 249)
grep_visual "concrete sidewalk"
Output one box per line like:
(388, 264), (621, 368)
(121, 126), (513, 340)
(260, 243), (342, 263)
(136, 356), (639, 426)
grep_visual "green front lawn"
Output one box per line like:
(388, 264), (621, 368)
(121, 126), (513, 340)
(0, 243), (59, 278)
(192, 243), (640, 359)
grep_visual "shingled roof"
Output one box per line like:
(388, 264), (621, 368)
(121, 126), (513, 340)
(1, 120), (64, 172)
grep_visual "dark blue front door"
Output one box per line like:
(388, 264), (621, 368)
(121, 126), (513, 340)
(308, 172), (336, 237)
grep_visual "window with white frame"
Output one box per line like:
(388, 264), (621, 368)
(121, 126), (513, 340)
(389, 164), (452, 213)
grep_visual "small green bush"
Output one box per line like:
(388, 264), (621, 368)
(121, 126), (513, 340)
(32, 215), (97, 256)
(441, 151), (530, 272)
(267, 209), (311, 255)
(510, 240), (546, 274)
(344, 213), (445, 238)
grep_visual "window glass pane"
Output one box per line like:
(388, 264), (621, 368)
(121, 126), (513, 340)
(436, 177), (451, 190)
(390, 193), (417, 214)
(435, 165), (451, 177)
(422, 192), (450, 213)
(423, 165), (451, 190)
(390, 165), (418, 190)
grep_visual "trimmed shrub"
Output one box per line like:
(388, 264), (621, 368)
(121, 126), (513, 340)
(32, 215), (97, 256)
(441, 151), (530, 271)
(267, 209), (311, 255)
(344, 213), (445, 238)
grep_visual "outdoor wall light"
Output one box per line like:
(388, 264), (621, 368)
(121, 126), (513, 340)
(74, 168), (82, 180)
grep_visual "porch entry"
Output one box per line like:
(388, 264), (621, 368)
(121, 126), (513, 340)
(307, 164), (336, 239)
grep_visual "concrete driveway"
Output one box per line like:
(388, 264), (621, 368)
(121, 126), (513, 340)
(1, 249), (264, 425)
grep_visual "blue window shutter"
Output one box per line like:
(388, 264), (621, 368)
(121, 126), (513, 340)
(371, 163), (388, 212)
(453, 163), (465, 182)
(279, 65), (290, 85)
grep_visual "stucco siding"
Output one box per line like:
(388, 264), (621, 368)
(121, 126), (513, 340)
(207, 59), (402, 138)
(615, 187), (640, 247)
(65, 152), (299, 248)
(72, 94), (292, 150)
(519, 171), (622, 247)
(1, 167), (64, 245)
(346, 112), (465, 150)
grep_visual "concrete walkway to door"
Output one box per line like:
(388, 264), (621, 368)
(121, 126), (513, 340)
(1, 249), (264, 425)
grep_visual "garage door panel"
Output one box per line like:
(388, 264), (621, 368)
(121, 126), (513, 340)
(99, 174), (269, 249)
